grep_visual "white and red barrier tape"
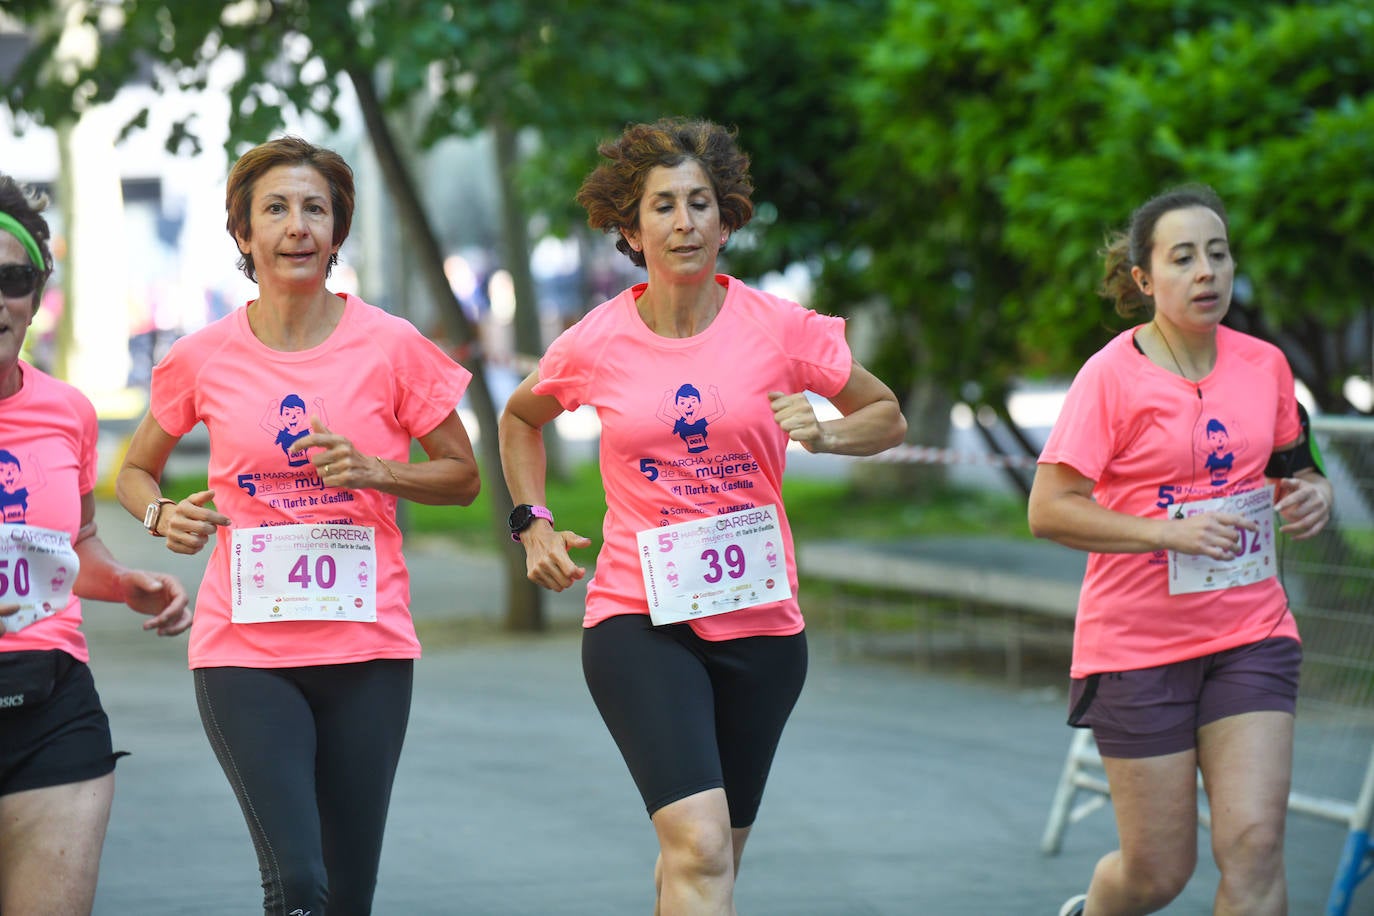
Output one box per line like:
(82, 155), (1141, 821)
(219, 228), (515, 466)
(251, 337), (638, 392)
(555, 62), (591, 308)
(448, 344), (1041, 470)
(861, 444), (1039, 470)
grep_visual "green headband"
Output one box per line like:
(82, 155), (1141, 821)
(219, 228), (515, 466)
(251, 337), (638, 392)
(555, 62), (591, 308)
(0, 212), (45, 270)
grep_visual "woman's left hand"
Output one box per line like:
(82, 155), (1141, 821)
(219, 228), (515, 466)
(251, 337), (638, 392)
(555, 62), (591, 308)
(297, 418), (380, 491)
(1275, 473), (1333, 540)
(119, 570), (191, 636)
(769, 391), (829, 453)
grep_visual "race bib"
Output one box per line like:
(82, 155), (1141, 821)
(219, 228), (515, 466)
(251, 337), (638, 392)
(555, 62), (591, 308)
(231, 524), (377, 624)
(0, 524), (79, 634)
(636, 504), (792, 626)
(1168, 486), (1277, 595)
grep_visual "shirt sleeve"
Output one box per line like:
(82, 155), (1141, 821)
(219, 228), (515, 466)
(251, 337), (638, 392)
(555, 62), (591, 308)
(1272, 354), (1301, 449)
(532, 324), (590, 412)
(75, 388), (99, 495)
(782, 307), (851, 398)
(391, 327), (473, 438)
(150, 335), (203, 437)
(1038, 354), (1121, 482)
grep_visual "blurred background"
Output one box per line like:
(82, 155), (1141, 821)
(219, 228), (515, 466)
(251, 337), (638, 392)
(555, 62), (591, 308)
(1, 0), (1372, 616)
(4, 0), (1370, 459)
(6, 7), (1374, 911)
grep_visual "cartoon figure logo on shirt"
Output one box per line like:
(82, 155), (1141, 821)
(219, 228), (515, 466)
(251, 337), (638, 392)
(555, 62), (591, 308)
(357, 560), (369, 589)
(50, 566), (69, 592)
(0, 449), (43, 524)
(1203, 419), (1235, 487)
(666, 561), (680, 588)
(252, 562), (266, 589)
(260, 395), (329, 468)
(657, 383), (725, 454)
(765, 541), (778, 568)
(1192, 414), (1249, 489)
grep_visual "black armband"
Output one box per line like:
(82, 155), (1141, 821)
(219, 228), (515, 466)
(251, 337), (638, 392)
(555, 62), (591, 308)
(1264, 403), (1326, 478)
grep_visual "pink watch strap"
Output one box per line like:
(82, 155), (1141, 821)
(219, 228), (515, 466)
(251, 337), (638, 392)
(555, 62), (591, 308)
(512, 505), (554, 542)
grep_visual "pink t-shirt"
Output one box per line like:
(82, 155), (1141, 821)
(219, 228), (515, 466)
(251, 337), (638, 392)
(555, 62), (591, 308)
(151, 293), (470, 668)
(1039, 325), (1302, 677)
(0, 362), (96, 662)
(534, 275), (852, 640)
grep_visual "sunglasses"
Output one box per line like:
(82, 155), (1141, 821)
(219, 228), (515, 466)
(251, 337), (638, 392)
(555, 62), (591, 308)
(0, 265), (41, 299)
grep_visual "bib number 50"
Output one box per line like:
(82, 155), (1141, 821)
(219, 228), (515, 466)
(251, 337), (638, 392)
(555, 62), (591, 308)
(0, 558), (30, 597)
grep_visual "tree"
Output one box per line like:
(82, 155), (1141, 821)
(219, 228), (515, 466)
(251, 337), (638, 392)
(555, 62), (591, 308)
(701, 0), (959, 493)
(1, 0), (761, 628)
(841, 0), (1374, 431)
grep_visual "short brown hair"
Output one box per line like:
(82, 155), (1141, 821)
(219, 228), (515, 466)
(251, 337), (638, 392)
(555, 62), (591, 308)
(576, 118), (754, 268)
(225, 136), (355, 282)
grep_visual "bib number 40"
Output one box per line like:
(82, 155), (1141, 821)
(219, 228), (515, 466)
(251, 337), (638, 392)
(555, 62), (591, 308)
(288, 555), (337, 589)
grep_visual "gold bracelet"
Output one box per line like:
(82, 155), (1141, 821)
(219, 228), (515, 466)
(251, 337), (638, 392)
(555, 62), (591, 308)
(376, 454), (401, 486)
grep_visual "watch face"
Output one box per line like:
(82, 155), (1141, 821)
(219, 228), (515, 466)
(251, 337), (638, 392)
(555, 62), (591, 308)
(508, 505), (532, 532)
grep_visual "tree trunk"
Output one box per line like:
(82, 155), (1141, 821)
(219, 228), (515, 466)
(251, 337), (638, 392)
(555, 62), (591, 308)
(492, 117), (567, 483)
(54, 120), (76, 380)
(345, 63), (545, 631)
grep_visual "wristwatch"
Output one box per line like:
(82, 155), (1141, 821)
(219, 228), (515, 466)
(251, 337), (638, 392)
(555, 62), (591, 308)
(507, 504), (554, 542)
(143, 498), (177, 537)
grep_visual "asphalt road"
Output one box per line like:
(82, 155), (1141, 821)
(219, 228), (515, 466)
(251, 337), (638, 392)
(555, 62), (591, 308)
(76, 499), (1358, 914)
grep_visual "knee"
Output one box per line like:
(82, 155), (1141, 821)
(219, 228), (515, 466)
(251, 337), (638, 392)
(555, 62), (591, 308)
(1114, 851), (1194, 910)
(1215, 818), (1285, 879)
(265, 857), (328, 914)
(661, 818), (733, 880)
(1131, 872), (1191, 911)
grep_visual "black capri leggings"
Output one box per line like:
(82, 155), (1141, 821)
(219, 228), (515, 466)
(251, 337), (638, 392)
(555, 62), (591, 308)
(582, 614), (808, 829)
(194, 659), (413, 916)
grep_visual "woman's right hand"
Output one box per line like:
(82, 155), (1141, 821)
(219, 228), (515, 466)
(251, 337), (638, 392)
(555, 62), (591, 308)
(519, 524), (591, 592)
(1164, 510), (1258, 561)
(162, 490), (232, 555)
(0, 603), (18, 636)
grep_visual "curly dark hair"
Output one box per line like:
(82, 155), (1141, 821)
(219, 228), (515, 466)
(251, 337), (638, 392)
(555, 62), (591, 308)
(225, 136), (355, 283)
(1100, 183), (1229, 319)
(0, 173), (54, 309)
(575, 118), (754, 268)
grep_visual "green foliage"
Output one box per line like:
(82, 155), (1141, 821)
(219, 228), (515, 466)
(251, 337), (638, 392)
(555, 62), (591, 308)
(702, 0), (890, 278)
(10, 0), (1370, 425)
(3, 1), (758, 165)
(512, 1), (769, 237)
(837, 0), (1374, 412)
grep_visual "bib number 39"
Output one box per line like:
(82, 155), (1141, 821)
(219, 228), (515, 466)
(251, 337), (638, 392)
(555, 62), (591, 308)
(701, 544), (745, 583)
(636, 505), (791, 625)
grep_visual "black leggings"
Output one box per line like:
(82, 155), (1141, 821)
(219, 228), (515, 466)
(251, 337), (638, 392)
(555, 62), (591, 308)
(582, 614), (808, 828)
(194, 659), (413, 916)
